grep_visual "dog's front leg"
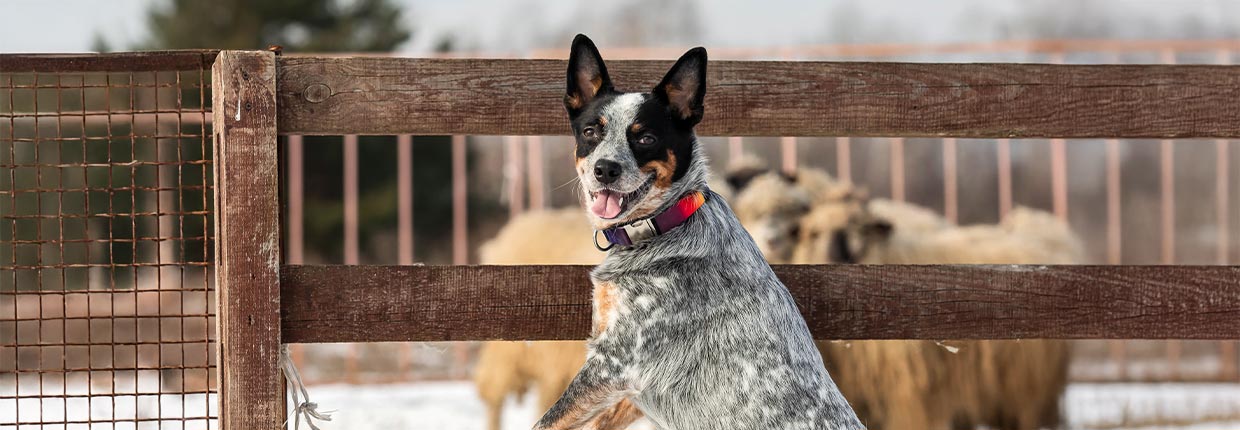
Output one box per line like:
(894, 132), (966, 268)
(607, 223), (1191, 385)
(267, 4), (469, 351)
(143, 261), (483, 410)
(532, 358), (633, 430)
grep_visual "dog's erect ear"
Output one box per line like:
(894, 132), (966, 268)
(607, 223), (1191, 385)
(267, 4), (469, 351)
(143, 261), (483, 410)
(565, 34), (613, 118)
(653, 47), (707, 125)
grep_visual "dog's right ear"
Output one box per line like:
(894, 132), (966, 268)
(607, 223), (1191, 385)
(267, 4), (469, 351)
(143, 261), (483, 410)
(565, 34), (613, 118)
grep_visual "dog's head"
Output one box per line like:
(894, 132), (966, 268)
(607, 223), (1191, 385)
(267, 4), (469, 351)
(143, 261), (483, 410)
(565, 34), (708, 229)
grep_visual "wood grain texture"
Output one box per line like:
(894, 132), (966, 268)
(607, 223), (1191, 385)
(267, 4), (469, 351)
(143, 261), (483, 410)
(213, 50), (283, 430)
(276, 57), (1240, 138)
(1, 50), (219, 72)
(281, 264), (1240, 343)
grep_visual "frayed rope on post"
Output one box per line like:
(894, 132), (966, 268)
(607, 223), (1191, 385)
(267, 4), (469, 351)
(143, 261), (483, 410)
(281, 345), (334, 430)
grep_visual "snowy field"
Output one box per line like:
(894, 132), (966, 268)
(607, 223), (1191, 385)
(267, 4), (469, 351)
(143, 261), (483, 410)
(5, 381), (1240, 429)
(302, 382), (1240, 430)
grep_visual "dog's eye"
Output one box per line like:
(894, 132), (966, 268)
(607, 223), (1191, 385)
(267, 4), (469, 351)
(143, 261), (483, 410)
(637, 135), (657, 146)
(582, 127), (597, 138)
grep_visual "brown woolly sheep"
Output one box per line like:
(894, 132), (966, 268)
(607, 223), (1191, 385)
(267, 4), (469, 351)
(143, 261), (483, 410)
(731, 173), (812, 263)
(474, 340), (588, 430)
(802, 198), (1079, 430)
(474, 208), (601, 430)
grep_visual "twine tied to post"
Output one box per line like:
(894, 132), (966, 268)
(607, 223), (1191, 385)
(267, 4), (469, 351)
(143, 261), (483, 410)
(280, 345), (334, 430)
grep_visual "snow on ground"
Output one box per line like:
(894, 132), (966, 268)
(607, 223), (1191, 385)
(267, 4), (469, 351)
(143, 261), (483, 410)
(304, 381), (1240, 430)
(4, 381), (1240, 429)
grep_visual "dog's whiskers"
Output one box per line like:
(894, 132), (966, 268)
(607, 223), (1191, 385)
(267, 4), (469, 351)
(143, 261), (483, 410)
(554, 176), (580, 192)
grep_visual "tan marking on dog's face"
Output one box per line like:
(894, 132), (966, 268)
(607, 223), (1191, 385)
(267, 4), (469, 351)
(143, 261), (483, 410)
(598, 115), (608, 127)
(640, 150), (677, 189)
(593, 281), (619, 337)
(606, 150), (677, 223)
(587, 398), (644, 429)
(629, 123), (643, 133)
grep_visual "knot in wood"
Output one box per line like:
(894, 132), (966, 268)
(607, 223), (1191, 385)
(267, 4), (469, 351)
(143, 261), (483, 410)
(304, 83), (331, 103)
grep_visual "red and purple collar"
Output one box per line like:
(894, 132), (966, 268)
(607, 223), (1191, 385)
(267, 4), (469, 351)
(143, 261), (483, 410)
(594, 191), (707, 250)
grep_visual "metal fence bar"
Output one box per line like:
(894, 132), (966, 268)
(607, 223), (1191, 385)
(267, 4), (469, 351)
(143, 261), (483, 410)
(781, 136), (797, 175)
(997, 138), (1013, 218)
(1217, 49), (1236, 381)
(398, 134), (414, 265)
(728, 136), (744, 164)
(505, 135), (524, 218)
(836, 137), (851, 184)
(344, 134), (359, 265)
(452, 135), (468, 265)
(943, 137), (958, 223)
(527, 136), (546, 210)
(287, 135), (304, 265)
(1049, 52), (1070, 222)
(890, 137), (905, 202)
(1106, 138), (1122, 265)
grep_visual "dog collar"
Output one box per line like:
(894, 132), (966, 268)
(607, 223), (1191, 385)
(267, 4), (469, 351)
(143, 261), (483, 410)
(595, 191), (707, 250)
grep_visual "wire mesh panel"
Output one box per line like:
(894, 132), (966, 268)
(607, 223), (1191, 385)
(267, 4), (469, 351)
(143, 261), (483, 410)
(1, 53), (216, 429)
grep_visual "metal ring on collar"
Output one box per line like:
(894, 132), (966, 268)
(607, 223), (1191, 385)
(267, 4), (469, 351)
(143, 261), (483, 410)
(593, 230), (614, 252)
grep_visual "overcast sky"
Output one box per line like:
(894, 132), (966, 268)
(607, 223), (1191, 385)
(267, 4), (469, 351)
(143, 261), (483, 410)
(4, 0), (1238, 54)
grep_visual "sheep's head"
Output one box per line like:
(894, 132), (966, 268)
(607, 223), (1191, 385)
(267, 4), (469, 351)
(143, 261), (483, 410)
(732, 172), (811, 263)
(791, 191), (873, 264)
(826, 210), (894, 264)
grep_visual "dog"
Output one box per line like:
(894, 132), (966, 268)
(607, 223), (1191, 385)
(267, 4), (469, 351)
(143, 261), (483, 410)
(532, 34), (863, 430)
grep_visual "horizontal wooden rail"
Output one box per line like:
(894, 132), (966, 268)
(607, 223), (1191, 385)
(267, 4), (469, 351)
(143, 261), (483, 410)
(276, 57), (1240, 138)
(281, 264), (1240, 343)
(0, 50), (220, 72)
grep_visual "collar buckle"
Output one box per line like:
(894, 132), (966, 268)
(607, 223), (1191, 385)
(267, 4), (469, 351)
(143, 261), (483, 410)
(622, 218), (659, 243)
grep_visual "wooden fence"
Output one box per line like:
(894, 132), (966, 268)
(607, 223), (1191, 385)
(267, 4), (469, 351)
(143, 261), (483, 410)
(202, 50), (1240, 429)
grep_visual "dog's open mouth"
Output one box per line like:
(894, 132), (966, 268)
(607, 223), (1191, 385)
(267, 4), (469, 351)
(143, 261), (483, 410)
(588, 176), (655, 220)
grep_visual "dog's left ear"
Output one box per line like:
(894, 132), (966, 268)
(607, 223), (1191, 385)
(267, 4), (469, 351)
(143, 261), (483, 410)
(653, 47), (707, 125)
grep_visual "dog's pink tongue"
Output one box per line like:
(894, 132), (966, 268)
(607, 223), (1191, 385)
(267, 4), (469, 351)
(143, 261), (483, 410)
(590, 190), (623, 219)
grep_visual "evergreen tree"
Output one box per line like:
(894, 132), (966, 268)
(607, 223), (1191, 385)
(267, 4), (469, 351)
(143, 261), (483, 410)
(139, 0), (410, 51)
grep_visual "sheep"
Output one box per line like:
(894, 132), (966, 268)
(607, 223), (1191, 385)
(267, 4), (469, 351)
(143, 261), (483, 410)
(474, 207), (601, 430)
(475, 158), (1078, 430)
(836, 205), (1083, 267)
(731, 173), (812, 263)
(799, 197), (1080, 430)
(474, 340), (587, 430)
(478, 207), (604, 266)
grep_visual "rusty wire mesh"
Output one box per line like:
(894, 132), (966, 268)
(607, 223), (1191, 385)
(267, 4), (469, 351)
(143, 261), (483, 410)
(1, 55), (216, 429)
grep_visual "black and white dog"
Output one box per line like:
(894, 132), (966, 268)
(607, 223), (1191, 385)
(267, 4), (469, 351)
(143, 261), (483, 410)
(533, 34), (863, 430)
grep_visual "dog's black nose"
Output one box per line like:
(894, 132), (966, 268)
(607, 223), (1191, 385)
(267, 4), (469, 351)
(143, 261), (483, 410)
(594, 159), (622, 184)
